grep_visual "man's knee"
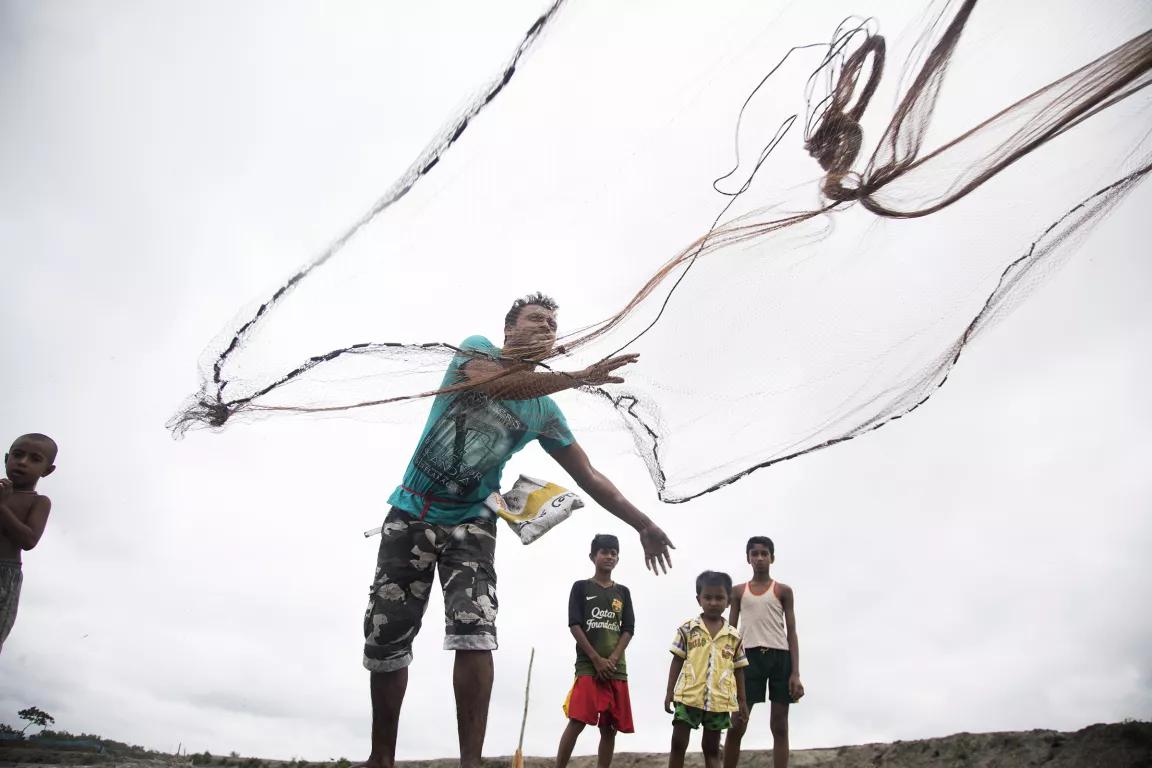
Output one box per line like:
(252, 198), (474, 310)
(670, 727), (691, 752)
(599, 723), (617, 740)
(442, 544), (499, 652)
(444, 630), (498, 652)
(770, 715), (789, 738)
(454, 648), (494, 667)
(364, 617), (421, 672)
(370, 668), (407, 685)
(363, 562), (433, 672)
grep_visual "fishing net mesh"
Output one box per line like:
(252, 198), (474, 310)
(170, 0), (1152, 502)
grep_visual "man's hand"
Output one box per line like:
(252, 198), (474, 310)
(638, 523), (675, 575)
(733, 703), (750, 727)
(664, 693), (675, 714)
(592, 655), (614, 680)
(0, 479), (12, 503)
(578, 354), (640, 387)
(789, 674), (805, 702)
(605, 653), (620, 672)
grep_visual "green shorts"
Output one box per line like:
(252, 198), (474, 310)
(745, 647), (794, 705)
(672, 702), (731, 732)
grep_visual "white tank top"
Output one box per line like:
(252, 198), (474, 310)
(738, 580), (788, 650)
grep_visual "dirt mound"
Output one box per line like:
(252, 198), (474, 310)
(525, 722), (1152, 768)
(1, 722), (1148, 768)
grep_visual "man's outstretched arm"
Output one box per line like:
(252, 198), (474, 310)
(546, 441), (674, 574)
(461, 354), (638, 401)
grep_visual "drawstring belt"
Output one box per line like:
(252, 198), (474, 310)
(401, 484), (475, 519)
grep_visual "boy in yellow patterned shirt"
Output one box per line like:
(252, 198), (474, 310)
(664, 571), (749, 768)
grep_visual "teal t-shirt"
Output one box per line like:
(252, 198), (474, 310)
(387, 336), (575, 524)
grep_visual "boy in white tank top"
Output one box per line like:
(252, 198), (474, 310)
(722, 536), (803, 768)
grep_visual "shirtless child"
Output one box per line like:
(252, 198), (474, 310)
(0, 433), (57, 654)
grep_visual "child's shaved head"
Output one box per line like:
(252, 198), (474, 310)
(11, 433), (58, 463)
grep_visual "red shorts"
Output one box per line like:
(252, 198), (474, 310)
(563, 675), (634, 733)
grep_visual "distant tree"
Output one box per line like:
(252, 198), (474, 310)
(230, 751), (240, 758)
(18, 707), (55, 735)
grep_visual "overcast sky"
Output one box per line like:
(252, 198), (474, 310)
(1, 0), (1150, 761)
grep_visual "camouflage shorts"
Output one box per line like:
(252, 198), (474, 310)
(363, 508), (498, 672)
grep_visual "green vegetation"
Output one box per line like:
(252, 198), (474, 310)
(18, 707), (55, 734)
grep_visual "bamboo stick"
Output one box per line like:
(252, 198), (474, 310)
(513, 647), (536, 768)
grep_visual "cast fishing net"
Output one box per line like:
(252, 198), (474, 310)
(170, 0), (1152, 502)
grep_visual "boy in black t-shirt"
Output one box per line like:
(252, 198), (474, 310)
(555, 534), (635, 768)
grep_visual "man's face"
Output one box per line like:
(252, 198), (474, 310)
(697, 584), (730, 618)
(5, 437), (55, 488)
(747, 544), (774, 574)
(505, 304), (557, 358)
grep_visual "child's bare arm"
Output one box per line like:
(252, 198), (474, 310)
(665, 655), (685, 713)
(729, 582), (744, 627)
(608, 631), (632, 669)
(781, 583), (804, 700)
(569, 624), (600, 659)
(608, 587), (635, 669)
(0, 496), (51, 551)
(734, 667), (749, 722)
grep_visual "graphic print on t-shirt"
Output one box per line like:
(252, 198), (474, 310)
(585, 597), (624, 634)
(413, 389), (525, 496)
(570, 580), (634, 680)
